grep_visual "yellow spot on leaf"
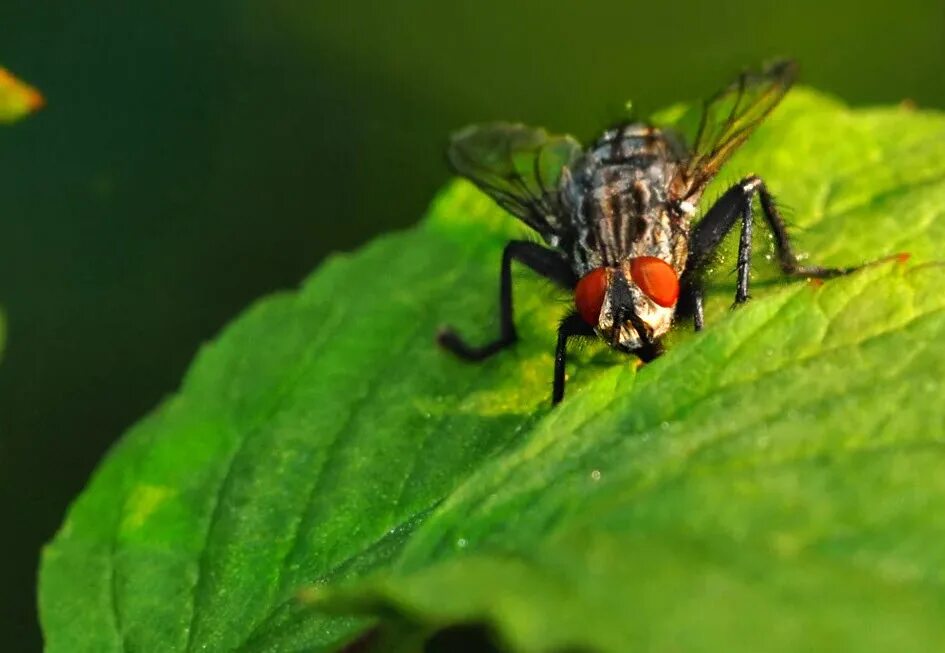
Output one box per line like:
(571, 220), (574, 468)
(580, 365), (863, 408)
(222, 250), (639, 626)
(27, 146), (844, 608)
(121, 485), (175, 531)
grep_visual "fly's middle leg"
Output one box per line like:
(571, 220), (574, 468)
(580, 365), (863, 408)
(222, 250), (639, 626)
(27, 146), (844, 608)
(438, 240), (576, 361)
(680, 175), (856, 330)
(752, 178), (857, 279)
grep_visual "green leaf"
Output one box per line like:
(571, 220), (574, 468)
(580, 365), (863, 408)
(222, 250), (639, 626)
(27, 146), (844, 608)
(40, 89), (945, 652)
(0, 67), (44, 123)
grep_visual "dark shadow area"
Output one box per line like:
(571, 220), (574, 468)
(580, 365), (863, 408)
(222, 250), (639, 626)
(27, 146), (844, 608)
(425, 624), (503, 653)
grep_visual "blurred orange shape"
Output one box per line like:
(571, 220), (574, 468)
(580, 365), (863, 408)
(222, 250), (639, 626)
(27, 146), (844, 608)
(0, 67), (44, 123)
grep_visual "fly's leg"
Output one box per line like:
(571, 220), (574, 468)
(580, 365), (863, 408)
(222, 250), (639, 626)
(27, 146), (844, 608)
(734, 185), (754, 303)
(680, 175), (856, 329)
(690, 289), (705, 331)
(438, 240), (576, 361)
(553, 312), (596, 405)
(753, 178), (856, 279)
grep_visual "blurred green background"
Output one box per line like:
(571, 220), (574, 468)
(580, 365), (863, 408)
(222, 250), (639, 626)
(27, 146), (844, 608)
(1, 1), (943, 649)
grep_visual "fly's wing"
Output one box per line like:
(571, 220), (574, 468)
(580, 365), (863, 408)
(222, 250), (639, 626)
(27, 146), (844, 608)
(448, 123), (582, 243)
(681, 60), (797, 196)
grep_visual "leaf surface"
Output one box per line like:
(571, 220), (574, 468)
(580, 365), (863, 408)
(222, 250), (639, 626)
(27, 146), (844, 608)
(40, 90), (945, 652)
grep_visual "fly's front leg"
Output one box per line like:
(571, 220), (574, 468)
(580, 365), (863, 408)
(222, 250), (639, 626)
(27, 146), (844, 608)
(734, 189), (753, 304)
(438, 240), (576, 361)
(553, 312), (596, 405)
(679, 181), (750, 326)
(677, 279), (706, 331)
(691, 289), (705, 331)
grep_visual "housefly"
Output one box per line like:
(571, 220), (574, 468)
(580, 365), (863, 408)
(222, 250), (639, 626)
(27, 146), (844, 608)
(438, 60), (853, 404)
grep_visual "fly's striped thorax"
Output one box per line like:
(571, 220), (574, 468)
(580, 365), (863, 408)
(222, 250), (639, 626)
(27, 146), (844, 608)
(562, 124), (690, 275)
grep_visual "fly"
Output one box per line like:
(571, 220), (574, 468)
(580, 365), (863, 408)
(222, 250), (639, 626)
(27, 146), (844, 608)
(437, 60), (854, 405)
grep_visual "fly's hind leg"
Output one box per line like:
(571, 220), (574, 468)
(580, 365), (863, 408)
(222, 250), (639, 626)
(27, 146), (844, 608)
(680, 175), (856, 330)
(437, 240), (577, 361)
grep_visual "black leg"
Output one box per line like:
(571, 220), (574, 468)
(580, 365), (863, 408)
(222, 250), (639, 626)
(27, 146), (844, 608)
(677, 282), (706, 331)
(734, 190), (753, 304)
(755, 179), (855, 278)
(682, 175), (855, 317)
(553, 312), (596, 405)
(438, 240), (576, 361)
(691, 289), (705, 331)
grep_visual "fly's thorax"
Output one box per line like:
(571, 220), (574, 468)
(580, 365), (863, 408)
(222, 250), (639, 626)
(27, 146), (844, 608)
(624, 205), (691, 274)
(561, 124), (691, 278)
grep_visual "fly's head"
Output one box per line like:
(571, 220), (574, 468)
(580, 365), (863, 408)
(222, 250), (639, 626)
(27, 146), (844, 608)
(574, 257), (679, 352)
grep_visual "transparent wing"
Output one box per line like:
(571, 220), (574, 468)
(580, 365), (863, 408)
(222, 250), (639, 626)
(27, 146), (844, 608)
(448, 123), (582, 241)
(682, 60), (797, 194)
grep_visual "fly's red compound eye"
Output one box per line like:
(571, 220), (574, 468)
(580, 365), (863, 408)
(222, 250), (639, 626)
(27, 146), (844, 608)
(575, 267), (610, 325)
(630, 257), (679, 307)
